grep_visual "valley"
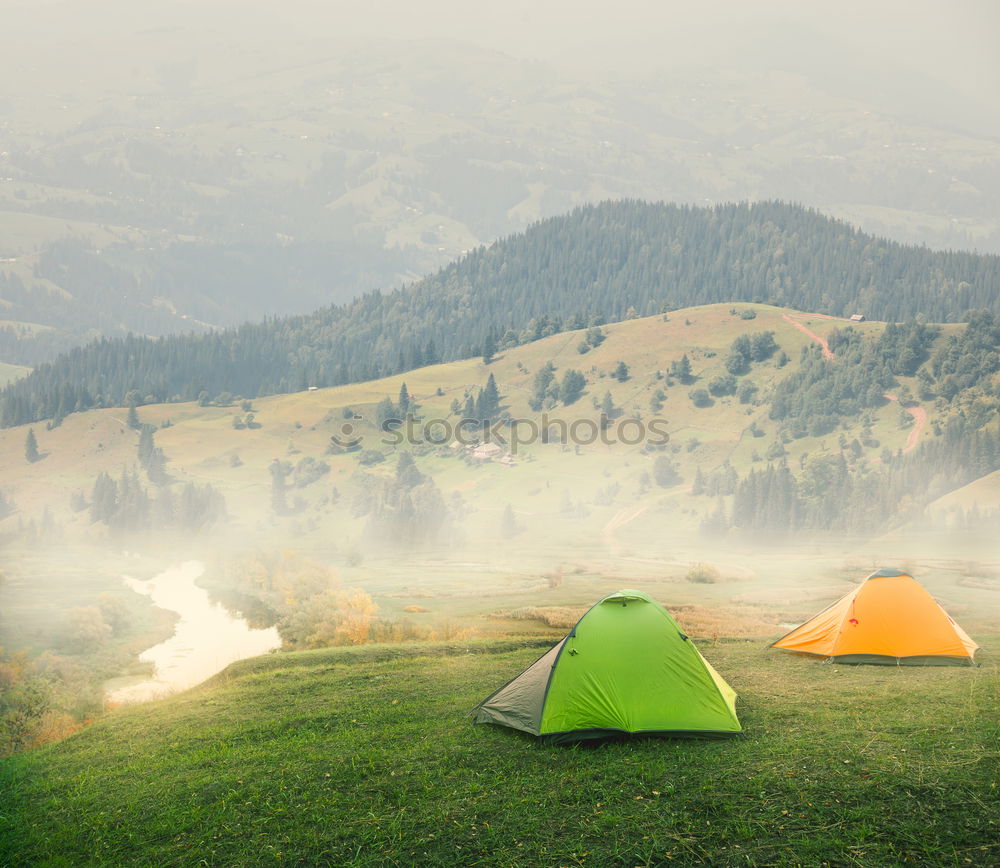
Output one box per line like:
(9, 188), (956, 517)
(2, 6), (999, 864)
(1, 302), (997, 739)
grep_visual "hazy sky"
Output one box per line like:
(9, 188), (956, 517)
(5, 0), (997, 133)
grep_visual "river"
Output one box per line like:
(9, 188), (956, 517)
(105, 561), (281, 704)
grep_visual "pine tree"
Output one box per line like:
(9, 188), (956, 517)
(376, 397), (397, 429)
(671, 354), (692, 383)
(600, 391), (615, 429)
(559, 370), (586, 405)
(692, 467), (706, 495)
(476, 374), (500, 421)
(24, 428), (39, 463)
(137, 426), (155, 464)
(481, 332), (496, 365)
(395, 453), (424, 489)
(397, 382), (411, 418)
(270, 459), (290, 514)
(137, 425), (168, 484)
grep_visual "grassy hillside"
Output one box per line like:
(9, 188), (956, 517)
(2, 300), (997, 575)
(0, 303), (935, 546)
(2, 637), (997, 866)
(2, 302), (997, 852)
(928, 470), (1000, 512)
(6, 200), (999, 422)
(3, 301), (998, 684)
(0, 362), (30, 387)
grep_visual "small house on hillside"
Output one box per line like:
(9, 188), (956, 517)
(471, 442), (503, 461)
(849, 314), (866, 323)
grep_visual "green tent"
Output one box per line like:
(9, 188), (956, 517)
(472, 590), (741, 743)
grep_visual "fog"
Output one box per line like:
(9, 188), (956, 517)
(3, 0), (999, 340)
(1, 0), (998, 747)
(4, 0), (997, 135)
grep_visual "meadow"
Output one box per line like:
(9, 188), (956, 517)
(1, 635), (997, 867)
(0, 303), (929, 554)
(0, 363), (30, 388)
(1, 301), (998, 865)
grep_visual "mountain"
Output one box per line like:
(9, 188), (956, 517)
(2, 35), (999, 361)
(3, 200), (999, 428)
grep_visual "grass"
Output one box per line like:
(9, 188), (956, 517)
(2, 638), (997, 867)
(0, 301), (937, 560)
(0, 362), (31, 387)
(928, 469), (1000, 515)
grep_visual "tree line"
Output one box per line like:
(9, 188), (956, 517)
(4, 199), (1000, 428)
(724, 417), (1000, 536)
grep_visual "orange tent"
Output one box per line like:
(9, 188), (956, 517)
(770, 569), (978, 665)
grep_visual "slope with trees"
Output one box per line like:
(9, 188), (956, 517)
(4, 200), (1000, 428)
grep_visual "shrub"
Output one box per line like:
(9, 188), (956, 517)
(685, 563), (720, 583)
(708, 375), (737, 397)
(690, 388), (712, 408)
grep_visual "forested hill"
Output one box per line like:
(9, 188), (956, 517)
(4, 200), (1000, 427)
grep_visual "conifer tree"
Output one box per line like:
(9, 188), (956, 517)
(24, 428), (39, 463)
(270, 459), (290, 514)
(137, 425), (168, 484)
(671, 354), (692, 383)
(376, 397), (397, 429)
(476, 373), (500, 422)
(692, 467), (706, 495)
(559, 370), (586, 405)
(395, 453), (424, 489)
(600, 391), (615, 429)
(481, 332), (496, 365)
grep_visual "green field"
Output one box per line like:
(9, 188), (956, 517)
(0, 302), (941, 554)
(2, 638), (997, 867)
(1, 300), (997, 861)
(2, 301), (997, 682)
(0, 362), (31, 387)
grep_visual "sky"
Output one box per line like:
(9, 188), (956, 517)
(4, 0), (998, 137)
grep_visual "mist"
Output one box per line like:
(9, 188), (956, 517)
(4, 0), (997, 134)
(1, 0), (998, 766)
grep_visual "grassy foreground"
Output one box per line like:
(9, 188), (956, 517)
(1, 639), (997, 867)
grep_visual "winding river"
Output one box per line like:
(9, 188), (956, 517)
(106, 561), (281, 704)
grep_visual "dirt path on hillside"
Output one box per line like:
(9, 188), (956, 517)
(602, 503), (650, 555)
(883, 393), (928, 453)
(782, 313), (835, 359)
(785, 317), (928, 454)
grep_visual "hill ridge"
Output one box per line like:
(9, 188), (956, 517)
(3, 199), (1000, 428)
